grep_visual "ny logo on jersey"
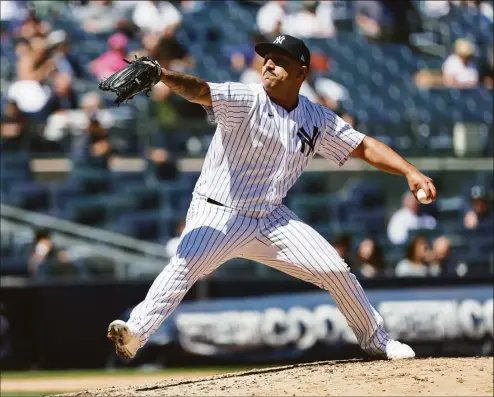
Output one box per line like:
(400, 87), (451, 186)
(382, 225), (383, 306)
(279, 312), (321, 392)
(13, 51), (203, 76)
(273, 35), (286, 45)
(297, 126), (320, 156)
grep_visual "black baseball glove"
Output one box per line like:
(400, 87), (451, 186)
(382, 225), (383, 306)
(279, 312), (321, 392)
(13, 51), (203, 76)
(98, 55), (162, 106)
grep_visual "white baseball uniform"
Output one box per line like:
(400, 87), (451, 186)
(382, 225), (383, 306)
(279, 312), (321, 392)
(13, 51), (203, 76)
(127, 82), (390, 356)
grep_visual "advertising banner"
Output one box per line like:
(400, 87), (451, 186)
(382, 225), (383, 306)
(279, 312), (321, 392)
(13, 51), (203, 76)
(126, 286), (493, 362)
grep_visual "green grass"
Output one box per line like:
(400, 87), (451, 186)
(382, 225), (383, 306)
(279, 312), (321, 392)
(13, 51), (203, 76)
(1, 365), (265, 380)
(0, 392), (57, 397)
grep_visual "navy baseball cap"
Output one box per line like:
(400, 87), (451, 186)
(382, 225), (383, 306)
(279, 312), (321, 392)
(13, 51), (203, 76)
(255, 34), (311, 68)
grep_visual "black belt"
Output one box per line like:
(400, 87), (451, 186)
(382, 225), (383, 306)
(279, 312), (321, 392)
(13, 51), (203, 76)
(207, 198), (224, 207)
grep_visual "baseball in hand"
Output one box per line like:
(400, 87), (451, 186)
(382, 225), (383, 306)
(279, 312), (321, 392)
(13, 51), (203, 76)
(416, 189), (432, 204)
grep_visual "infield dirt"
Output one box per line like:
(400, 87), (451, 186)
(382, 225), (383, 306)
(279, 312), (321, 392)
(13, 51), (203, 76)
(47, 357), (493, 396)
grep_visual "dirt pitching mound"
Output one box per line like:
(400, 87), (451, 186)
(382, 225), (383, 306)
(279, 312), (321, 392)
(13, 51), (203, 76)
(55, 357), (493, 397)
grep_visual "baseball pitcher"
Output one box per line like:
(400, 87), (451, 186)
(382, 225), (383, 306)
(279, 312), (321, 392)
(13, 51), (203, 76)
(101, 35), (437, 361)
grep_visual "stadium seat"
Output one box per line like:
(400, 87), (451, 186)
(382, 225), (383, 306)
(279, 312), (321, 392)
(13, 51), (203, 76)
(111, 171), (147, 192)
(68, 168), (112, 194)
(289, 194), (335, 224)
(115, 210), (173, 241)
(7, 182), (51, 212)
(0, 257), (28, 276)
(63, 196), (111, 227)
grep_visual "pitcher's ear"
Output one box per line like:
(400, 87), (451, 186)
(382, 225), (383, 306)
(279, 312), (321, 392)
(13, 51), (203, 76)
(298, 66), (308, 79)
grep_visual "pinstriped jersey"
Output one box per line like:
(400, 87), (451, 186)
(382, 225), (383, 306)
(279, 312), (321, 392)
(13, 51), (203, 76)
(194, 82), (365, 212)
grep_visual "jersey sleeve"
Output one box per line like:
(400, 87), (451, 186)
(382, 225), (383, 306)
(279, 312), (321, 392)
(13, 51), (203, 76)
(203, 82), (255, 126)
(316, 108), (366, 167)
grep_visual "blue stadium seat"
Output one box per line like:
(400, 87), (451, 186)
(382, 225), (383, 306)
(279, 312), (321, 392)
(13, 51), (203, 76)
(288, 194), (335, 224)
(68, 168), (112, 194)
(121, 185), (163, 211)
(7, 182), (51, 212)
(63, 196), (112, 226)
(0, 151), (31, 175)
(111, 171), (146, 191)
(115, 210), (173, 242)
(347, 208), (387, 234)
(50, 183), (85, 214)
(0, 170), (32, 196)
(0, 257), (28, 276)
(342, 181), (386, 209)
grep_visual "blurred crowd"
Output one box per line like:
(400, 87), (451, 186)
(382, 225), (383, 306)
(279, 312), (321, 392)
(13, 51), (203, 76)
(333, 184), (492, 279)
(0, 0), (492, 280)
(17, 179), (493, 280)
(1, 0), (199, 178)
(1, 1), (492, 157)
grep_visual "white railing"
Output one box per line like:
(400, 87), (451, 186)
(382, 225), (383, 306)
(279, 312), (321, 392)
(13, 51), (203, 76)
(0, 204), (169, 279)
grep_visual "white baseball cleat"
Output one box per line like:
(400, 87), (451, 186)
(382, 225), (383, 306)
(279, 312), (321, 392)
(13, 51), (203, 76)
(385, 340), (416, 360)
(107, 320), (140, 360)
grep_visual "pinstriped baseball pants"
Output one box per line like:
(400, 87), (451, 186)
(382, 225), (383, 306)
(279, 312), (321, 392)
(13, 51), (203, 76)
(127, 197), (390, 355)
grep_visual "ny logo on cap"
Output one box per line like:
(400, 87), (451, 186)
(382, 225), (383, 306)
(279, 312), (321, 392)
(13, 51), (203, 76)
(273, 35), (286, 45)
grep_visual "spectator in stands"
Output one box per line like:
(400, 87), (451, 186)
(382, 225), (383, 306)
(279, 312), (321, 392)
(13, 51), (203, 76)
(28, 228), (81, 278)
(442, 38), (479, 88)
(156, 34), (195, 72)
(144, 34), (197, 132)
(72, 0), (127, 35)
(165, 218), (186, 258)
(239, 53), (265, 84)
(480, 45), (494, 89)
(15, 9), (51, 40)
(132, 0), (182, 37)
(0, 100), (27, 152)
(44, 91), (115, 143)
(14, 37), (53, 82)
(355, 238), (387, 278)
(150, 82), (180, 131)
(429, 235), (454, 276)
(71, 116), (112, 170)
(395, 235), (432, 277)
(256, 0), (287, 36)
(387, 192), (437, 245)
(283, 0), (336, 39)
(8, 36), (55, 115)
(146, 147), (179, 183)
(89, 32), (129, 81)
(332, 234), (355, 267)
(464, 185), (492, 230)
(46, 30), (84, 79)
(355, 0), (419, 44)
(46, 72), (79, 114)
(420, 0), (451, 18)
(309, 52), (349, 110)
(223, 32), (267, 80)
(355, 0), (389, 41)
(478, 0), (494, 22)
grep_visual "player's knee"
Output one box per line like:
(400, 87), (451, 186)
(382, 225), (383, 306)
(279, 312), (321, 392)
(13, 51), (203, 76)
(314, 258), (351, 275)
(310, 259), (351, 287)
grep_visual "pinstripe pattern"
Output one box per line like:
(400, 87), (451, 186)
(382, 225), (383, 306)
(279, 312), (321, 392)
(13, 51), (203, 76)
(194, 83), (365, 212)
(128, 198), (258, 346)
(128, 200), (388, 355)
(126, 81), (390, 356)
(242, 205), (389, 355)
